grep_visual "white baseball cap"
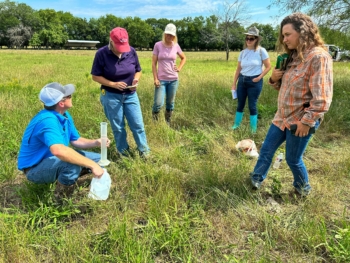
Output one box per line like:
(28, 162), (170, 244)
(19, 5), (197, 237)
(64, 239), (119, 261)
(164, 23), (176, 36)
(39, 82), (75, 106)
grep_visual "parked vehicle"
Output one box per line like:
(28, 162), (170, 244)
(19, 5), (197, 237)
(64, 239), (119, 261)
(324, 44), (350, 61)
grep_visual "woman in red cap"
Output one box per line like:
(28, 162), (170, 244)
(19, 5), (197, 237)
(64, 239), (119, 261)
(91, 27), (150, 158)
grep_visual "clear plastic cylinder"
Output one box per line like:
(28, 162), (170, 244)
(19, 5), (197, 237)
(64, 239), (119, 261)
(98, 122), (110, 166)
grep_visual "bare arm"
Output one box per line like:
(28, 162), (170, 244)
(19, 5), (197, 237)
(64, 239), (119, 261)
(152, 54), (160, 87)
(133, 71), (141, 82)
(50, 144), (104, 178)
(253, 58), (272, 82)
(70, 137), (110, 149)
(174, 52), (186, 72)
(232, 62), (242, 90)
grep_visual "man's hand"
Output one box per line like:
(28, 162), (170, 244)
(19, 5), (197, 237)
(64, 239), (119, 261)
(91, 164), (104, 178)
(96, 138), (111, 147)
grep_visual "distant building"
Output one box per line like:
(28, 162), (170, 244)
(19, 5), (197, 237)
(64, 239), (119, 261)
(64, 40), (100, 49)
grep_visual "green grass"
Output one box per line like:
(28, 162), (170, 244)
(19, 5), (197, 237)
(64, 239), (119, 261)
(1, 50), (350, 262)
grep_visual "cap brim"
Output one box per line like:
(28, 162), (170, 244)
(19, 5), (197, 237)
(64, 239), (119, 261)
(114, 43), (131, 52)
(164, 31), (176, 36)
(63, 84), (75, 96)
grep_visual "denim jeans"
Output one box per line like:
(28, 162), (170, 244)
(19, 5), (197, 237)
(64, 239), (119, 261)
(152, 80), (179, 113)
(26, 150), (101, 186)
(100, 91), (150, 154)
(236, 74), (263, 115)
(251, 122), (319, 193)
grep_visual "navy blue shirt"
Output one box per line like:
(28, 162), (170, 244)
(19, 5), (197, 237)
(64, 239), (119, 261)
(91, 45), (141, 94)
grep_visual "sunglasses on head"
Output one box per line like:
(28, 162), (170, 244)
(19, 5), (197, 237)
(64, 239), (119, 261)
(245, 37), (256, 41)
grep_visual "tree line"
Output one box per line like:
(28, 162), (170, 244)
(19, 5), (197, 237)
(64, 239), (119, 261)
(1, 0), (349, 53)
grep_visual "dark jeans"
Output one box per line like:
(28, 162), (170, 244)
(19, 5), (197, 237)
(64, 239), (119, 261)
(236, 74), (263, 115)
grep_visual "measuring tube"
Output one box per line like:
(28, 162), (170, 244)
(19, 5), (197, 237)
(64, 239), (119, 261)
(98, 122), (110, 166)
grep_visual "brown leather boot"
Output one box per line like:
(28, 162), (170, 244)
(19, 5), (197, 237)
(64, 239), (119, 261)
(165, 110), (173, 125)
(54, 181), (76, 202)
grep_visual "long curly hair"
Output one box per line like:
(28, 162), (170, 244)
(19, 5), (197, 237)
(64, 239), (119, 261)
(277, 13), (326, 61)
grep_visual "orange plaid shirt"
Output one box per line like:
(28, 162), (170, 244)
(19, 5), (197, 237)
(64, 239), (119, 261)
(271, 46), (333, 130)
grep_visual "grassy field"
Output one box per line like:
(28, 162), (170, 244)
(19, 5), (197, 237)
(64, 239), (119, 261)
(1, 49), (350, 262)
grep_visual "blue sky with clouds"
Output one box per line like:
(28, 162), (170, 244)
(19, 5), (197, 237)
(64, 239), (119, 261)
(21, 0), (283, 25)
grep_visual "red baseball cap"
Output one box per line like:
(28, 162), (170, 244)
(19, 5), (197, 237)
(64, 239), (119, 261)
(110, 27), (130, 53)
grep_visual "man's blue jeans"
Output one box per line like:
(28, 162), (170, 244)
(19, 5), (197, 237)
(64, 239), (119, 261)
(236, 74), (263, 115)
(100, 91), (150, 155)
(251, 122), (319, 193)
(152, 80), (179, 113)
(26, 150), (101, 186)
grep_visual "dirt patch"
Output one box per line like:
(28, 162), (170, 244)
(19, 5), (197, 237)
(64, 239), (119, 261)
(0, 173), (26, 211)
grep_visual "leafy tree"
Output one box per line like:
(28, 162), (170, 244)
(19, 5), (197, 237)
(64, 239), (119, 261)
(320, 26), (350, 50)
(29, 32), (41, 48)
(124, 17), (155, 49)
(200, 15), (221, 50)
(91, 14), (124, 46)
(57, 11), (90, 40)
(0, 0), (38, 47)
(269, 0), (350, 32)
(36, 9), (68, 48)
(174, 18), (188, 49)
(88, 18), (107, 47)
(7, 23), (31, 48)
(248, 23), (278, 51)
(145, 18), (164, 47)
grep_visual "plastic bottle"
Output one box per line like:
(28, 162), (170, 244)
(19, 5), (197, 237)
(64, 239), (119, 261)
(88, 168), (112, 200)
(273, 153), (284, 169)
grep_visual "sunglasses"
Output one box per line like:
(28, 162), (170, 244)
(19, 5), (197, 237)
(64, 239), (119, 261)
(61, 94), (72, 101)
(245, 37), (256, 41)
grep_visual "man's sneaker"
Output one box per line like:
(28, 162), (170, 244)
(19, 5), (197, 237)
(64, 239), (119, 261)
(294, 188), (310, 197)
(250, 173), (262, 190)
(251, 180), (262, 190)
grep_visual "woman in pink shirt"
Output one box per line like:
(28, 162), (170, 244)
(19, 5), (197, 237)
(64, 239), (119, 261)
(250, 13), (333, 196)
(152, 23), (187, 124)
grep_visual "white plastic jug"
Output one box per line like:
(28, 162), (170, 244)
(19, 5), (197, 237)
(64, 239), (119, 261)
(88, 168), (111, 200)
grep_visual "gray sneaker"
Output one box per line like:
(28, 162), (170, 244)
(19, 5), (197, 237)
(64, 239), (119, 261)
(251, 180), (262, 190)
(294, 188), (310, 197)
(250, 173), (262, 190)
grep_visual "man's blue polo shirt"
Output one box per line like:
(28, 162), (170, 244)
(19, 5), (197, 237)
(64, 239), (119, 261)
(91, 45), (141, 94)
(17, 109), (80, 170)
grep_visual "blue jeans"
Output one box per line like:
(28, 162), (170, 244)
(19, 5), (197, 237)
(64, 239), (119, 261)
(152, 80), (179, 113)
(251, 122), (319, 193)
(100, 91), (150, 154)
(236, 74), (263, 115)
(26, 150), (101, 186)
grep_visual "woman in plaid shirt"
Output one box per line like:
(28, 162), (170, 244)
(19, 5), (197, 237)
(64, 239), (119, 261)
(250, 13), (333, 196)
